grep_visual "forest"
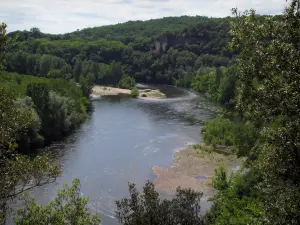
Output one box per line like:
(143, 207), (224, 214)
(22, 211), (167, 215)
(6, 15), (234, 86)
(1, 0), (300, 224)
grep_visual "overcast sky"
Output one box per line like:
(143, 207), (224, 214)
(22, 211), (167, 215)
(0, 0), (287, 34)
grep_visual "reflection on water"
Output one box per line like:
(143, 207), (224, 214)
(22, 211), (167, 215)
(27, 85), (218, 225)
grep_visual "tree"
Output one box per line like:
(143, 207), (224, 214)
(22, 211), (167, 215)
(0, 23), (8, 71)
(14, 179), (101, 225)
(14, 96), (43, 151)
(73, 58), (83, 81)
(230, 1), (300, 224)
(1, 24), (96, 224)
(116, 181), (203, 225)
(0, 87), (60, 224)
(29, 27), (42, 38)
(26, 83), (50, 118)
(46, 92), (86, 139)
(118, 75), (136, 89)
(204, 167), (265, 225)
(0, 24), (60, 224)
(111, 61), (125, 84)
(79, 74), (93, 98)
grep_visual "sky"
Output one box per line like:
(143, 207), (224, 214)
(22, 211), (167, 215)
(0, 0), (287, 34)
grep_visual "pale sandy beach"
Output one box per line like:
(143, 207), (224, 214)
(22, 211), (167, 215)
(152, 145), (241, 196)
(92, 85), (166, 99)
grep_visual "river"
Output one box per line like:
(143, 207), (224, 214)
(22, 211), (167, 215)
(27, 85), (218, 225)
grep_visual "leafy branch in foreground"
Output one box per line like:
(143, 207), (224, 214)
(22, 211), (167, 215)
(116, 181), (204, 225)
(14, 178), (101, 225)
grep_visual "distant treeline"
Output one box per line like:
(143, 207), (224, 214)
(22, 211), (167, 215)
(7, 16), (235, 87)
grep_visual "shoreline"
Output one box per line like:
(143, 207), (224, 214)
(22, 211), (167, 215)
(91, 85), (166, 100)
(152, 145), (241, 197)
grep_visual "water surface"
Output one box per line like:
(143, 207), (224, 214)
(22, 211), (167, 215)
(31, 85), (218, 224)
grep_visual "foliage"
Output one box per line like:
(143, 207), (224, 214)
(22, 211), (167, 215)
(116, 181), (203, 225)
(0, 23), (8, 71)
(204, 167), (264, 225)
(0, 87), (60, 224)
(0, 71), (90, 149)
(229, 1), (300, 224)
(118, 75), (136, 89)
(2, 2), (299, 224)
(0, 23), (96, 225)
(7, 16), (235, 86)
(203, 117), (235, 147)
(191, 66), (237, 107)
(15, 179), (101, 225)
(27, 83), (50, 116)
(130, 88), (139, 98)
(202, 117), (257, 156)
(205, 1), (300, 224)
(46, 92), (86, 139)
(14, 96), (44, 150)
(212, 166), (231, 191)
(204, 167), (266, 225)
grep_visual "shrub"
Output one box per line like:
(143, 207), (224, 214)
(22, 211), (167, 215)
(118, 75), (136, 89)
(15, 179), (101, 225)
(203, 117), (257, 156)
(141, 93), (147, 97)
(116, 181), (204, 225)
(130, 88), (139, 98)
(203, 117), (235, 147)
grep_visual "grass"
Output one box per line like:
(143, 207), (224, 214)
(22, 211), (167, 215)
(192, 144), (239, 164)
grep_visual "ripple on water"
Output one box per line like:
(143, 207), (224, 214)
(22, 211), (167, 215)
(26, 85), (218, 225)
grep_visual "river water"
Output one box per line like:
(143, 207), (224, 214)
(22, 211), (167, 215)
(28, 85), (218, 225)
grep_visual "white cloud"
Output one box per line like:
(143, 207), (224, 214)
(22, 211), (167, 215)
(0, 0), (287, 34)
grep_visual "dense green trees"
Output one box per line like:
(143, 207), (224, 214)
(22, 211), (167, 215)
(0, 86), (60, 224)
(6, 16), (234, 87)
(0, 23), (8, 71)
(204, 167), (264, 225)
(116, 181), (203, 225)
(0, 72), (92, 148)
(202, 1), (300, 224)
(229, 2), (300, 223)
(6, 51), (72, 79)
(191, 66), (237, 108)
(0, 24), (98, 224)
(118, 75), (136, 89)
(202, 117), (257, 157)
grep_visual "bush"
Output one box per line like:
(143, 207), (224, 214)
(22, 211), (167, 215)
(141, 93), (147, 97)
(116, 181), (204, 225)
(118, 75), (136, 89)
(15, 179), (101, 225)
(203, 117), (257, 156)
(130, 88), (139, 98)
(203, 117), (235, 147)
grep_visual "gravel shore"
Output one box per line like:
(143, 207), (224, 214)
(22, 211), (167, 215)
(152, 145), (241, 196)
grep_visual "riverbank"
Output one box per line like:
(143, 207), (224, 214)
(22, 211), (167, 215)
(92, 85), (166, 99)
(152, 145), (241, 196)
